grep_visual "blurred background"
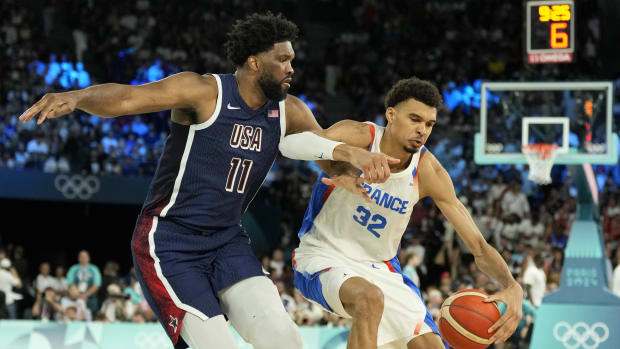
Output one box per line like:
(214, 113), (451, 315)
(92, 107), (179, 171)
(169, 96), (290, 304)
(0, 0), (619, 348)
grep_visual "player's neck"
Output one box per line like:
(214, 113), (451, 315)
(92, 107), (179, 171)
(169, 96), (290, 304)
(234, 70), (268, 110)
(380, 129), (412, 172)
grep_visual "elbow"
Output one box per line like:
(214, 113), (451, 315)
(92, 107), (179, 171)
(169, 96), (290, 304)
(471, 236), (491, 258)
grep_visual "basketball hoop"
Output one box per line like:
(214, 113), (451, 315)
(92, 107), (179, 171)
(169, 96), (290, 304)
(522, 143), (560, 185)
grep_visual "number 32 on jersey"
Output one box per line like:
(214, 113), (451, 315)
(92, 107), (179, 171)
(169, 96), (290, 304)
(353, 205), (387, 238)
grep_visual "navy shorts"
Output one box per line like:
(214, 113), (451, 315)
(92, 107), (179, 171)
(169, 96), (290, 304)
(131, 215), (263, 348)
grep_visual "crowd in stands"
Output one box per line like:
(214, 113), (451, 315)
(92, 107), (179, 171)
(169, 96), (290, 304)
(1, 1), (620, 348)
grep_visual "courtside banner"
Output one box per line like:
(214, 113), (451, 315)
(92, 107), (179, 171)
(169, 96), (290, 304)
(0, 168), (151, 204)
(0, 321), (350, 349)
(531, 221), (620, 349)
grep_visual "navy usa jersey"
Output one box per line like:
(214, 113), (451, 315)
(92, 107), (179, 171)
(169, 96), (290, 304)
(140, 74), (285, 231)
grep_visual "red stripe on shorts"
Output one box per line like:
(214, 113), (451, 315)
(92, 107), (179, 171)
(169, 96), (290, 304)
(132, 215), (186, 345)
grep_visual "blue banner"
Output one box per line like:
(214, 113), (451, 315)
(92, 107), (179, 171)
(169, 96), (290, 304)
(0, 169), (151, 205)
(0, 321), (350, 349)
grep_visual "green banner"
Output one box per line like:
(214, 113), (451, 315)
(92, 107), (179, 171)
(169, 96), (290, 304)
(0, 321), (350, 349)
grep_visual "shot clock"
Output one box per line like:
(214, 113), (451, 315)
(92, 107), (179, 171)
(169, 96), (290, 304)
(526, 0), (574, 64)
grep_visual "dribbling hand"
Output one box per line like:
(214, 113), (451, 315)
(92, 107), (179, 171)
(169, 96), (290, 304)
(19, 92), (78, 125)
(484, 283), (523, 344)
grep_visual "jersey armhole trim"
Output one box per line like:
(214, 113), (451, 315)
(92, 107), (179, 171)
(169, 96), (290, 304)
(367, 124), (376, 151)
(193, 74), (223, 131)
(279, 100), (286, 142)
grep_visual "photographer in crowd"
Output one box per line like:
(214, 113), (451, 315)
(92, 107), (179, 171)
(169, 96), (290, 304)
(0, 258), (22, 319)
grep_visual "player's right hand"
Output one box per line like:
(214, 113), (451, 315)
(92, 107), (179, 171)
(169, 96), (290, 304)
(19, 92), (78, 125)
(347, 147), (400, 183)
(322, 175), (372, 203)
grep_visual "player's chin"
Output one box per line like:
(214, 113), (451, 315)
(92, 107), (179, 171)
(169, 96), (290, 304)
(404, 145), (419, 154)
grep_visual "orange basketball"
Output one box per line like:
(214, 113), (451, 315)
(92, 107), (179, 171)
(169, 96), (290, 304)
(438, 289), (500, 349)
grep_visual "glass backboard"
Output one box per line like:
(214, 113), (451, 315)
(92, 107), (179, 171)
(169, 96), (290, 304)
(475, 82), (617, 165)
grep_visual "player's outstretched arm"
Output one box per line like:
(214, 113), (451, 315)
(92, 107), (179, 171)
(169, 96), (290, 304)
(280, 95), (399, 183)
(19, 72), (214, 125)
(418, 152), (523, 344)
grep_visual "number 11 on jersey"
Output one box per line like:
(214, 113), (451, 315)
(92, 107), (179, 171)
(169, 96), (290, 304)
(226, 157), (253, 193)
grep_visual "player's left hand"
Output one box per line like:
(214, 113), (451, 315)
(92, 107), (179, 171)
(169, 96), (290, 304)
(484, 282), (523, 344)
(322, 175), (372, 203)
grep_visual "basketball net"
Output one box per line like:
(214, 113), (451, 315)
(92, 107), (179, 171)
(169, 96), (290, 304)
(522, 143), (560, 185)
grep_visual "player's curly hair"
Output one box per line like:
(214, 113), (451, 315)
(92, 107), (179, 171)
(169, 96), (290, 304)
(384, 77), (443, 110)
(225, 12), (299, 67)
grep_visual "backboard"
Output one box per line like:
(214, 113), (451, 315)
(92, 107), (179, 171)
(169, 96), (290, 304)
(475, 82), (617, 165)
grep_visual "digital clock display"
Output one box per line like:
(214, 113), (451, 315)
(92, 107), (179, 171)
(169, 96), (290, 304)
(527, 1), (574, 64)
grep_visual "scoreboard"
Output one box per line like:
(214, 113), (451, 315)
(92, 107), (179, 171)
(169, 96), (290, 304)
(526, 0), (574, 64)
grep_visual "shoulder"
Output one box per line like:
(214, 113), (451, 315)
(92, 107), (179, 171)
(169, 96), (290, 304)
(193, 73), (219, 99)
(417, 150), (453, 198)
(418, 149), (442, 176)
(282, 94), (322, 134)
(163, 72), (219, 101)
(284, 94), (310, 115)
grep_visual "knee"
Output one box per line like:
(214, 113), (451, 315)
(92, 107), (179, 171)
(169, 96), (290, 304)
(249, 313), (302, 349)
(350, 284), (384, 319)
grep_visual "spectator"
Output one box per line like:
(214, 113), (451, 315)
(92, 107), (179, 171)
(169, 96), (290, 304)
(63, 305), (80, 322)
(523, 254), (546, 307)
(501, 180), (530, 220)
(99, 283), (129, 322)
(32, 287), (63, 321)
(66, 250), (101, 316)
(52, 265), (68, 297)
(35, 262), (56, 295)
(293, 289), (324, 326)
(403, 252), (421, 287)
(60, 284), (91, 321)
(0, 258), (22, 319)
(275, 280), (296, 320)
(270, 248), (285, 279)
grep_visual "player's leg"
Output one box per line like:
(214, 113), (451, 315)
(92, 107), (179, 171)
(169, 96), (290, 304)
(180, 312), (239, 349)
(213, 229), (302, 349)
(219, 275), (302, 349)
(131, 216), (236, 348)
(406, 332), (444, 349)
(339, 276), (385, 349)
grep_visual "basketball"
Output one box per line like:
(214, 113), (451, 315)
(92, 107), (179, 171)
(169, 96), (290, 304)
(438, 289), (501, 349)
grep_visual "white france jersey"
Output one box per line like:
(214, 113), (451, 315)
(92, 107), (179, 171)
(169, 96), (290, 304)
(297, 123), (427, 263)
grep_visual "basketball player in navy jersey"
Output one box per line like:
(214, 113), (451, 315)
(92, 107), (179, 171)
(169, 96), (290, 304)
(289, 78), (523, 348)
(18, 12), (398, 349)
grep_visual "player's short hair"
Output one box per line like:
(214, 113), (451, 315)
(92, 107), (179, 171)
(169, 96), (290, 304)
(225, 12), (299, 67)
(384, 77), (443, 110)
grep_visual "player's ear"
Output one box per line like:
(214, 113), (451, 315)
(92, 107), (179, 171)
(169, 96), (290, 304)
(247, 56), (260, 72)
(385, 107), (395, 124)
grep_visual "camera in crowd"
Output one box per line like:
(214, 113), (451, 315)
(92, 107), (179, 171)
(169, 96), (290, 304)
(106, 283), (130, 300)
(0, 258), (11, 270)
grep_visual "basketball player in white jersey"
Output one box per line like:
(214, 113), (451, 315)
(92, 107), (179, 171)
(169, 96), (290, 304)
(288, 77), (523, 348)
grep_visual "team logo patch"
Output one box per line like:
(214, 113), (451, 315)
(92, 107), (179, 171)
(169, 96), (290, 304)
(169, 315), (179, 333)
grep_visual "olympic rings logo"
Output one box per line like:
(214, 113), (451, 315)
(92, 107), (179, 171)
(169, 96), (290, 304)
(133, 331), (173, 349)
(54, 174), (101, 200)
(553, 321), (609, 349)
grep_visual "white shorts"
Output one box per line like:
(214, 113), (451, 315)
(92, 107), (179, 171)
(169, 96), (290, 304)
(292, 247), (439, 346)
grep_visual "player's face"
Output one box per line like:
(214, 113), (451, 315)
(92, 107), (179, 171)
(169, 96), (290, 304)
(258, 41), (295, 101)
(386, 98), (437, 154)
